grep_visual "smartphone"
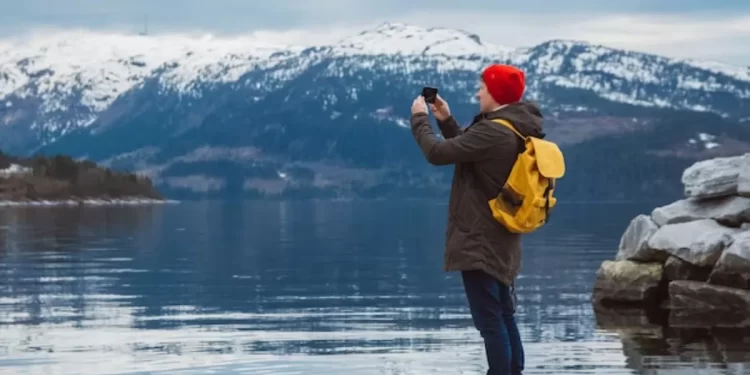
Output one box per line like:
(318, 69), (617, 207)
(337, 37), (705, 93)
(422, 86), (438, 104)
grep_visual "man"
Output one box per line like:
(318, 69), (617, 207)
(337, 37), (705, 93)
(409, 64), (544, 375)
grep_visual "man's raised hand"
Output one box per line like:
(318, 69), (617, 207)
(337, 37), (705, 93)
(430, 94), (451, 121)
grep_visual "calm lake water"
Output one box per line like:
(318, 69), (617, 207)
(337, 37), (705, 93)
(1, 200), (749, 375)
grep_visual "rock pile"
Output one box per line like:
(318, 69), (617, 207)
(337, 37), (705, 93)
(592, 153), (750, 327)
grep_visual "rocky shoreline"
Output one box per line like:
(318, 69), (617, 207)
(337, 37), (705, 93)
(0, 197), (178, 207)
(592, 153), (750, 328)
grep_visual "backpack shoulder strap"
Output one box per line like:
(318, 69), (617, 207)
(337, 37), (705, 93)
(491, 118), (526, 141)
(470, 118), (526, 203)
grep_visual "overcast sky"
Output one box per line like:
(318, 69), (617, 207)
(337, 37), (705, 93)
(2, 0), (749, 65)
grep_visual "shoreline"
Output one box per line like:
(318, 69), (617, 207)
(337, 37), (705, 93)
(0, 197), (179, 207)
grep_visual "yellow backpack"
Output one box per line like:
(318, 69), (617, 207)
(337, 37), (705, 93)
(487, 118), (566, 234)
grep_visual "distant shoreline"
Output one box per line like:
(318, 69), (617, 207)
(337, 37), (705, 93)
(0, 197), (179, 207)
(1, 153), (167, 205)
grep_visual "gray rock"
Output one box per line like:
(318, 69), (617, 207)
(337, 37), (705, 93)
(647, 219), (738, 267)
(664, 255), (712, 282)
(651, 196), (750, 227)
(682, 154), (748, 199)
(669, 280), (750, 311)
(708, 230), (750, 289)
(615, 214), (665, 262)
(592, 260), (664, 304)
(736, 155), (750, 197)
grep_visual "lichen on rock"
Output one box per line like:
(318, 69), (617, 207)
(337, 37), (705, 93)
(592, 260), (664, 305)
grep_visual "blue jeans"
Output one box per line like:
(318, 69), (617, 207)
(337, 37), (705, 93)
(462, 270), (524, 375)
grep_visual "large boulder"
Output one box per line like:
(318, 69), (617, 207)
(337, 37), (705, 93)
(668, 280), (750, 311)
(651, 196), (750, 227)
(736, 156), (750, 197)
(592, 260), (664, 304)
(647, 219), (739, 267)
(615, 214), (665, 262)
(663, 256), (712, 282)
(708, 231), (750, 289)
(682, 154), (749, 199)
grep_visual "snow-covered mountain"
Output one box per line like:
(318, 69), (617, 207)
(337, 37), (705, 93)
(1, 22), (750, 200)
(2, 22), (749, 148)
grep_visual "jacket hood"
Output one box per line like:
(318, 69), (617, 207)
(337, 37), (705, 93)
(475, 101), (545, 138)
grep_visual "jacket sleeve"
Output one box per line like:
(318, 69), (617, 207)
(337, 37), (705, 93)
(436, 116), (463, 139)
(410, 113), (507, 165)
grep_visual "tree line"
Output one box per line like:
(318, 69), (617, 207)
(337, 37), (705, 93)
(0, 151), (163, 200)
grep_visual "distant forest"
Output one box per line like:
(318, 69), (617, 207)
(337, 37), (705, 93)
(0, 151), (162, 201)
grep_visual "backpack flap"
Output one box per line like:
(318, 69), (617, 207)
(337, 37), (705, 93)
(529, 138), (565, 179)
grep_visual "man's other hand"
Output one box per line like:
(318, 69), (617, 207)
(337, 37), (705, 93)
(411, 96), (427, 115)
(430, 95), (451, 121)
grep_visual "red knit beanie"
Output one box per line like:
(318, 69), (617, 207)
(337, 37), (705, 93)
(481, 64), (525, 105)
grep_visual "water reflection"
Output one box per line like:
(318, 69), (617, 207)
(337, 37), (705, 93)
(595, 305), (750, 374)
(0, 201), (747, 374)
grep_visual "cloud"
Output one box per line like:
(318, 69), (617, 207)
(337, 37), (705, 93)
(382, 11), (750, 64)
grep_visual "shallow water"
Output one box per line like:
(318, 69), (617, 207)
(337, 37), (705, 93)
(0, 200), (748, 374)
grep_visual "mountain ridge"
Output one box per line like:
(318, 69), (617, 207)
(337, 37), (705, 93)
(2, 22), (750, 200)
(2, 22), (748, 125)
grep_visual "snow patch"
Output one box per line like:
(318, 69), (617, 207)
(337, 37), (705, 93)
(394, 118), (409, 128)
(369, 107), (410, 129)
(688, 132), (721, 150)
(0, 164), (31, 176)
(334, 22), (513, 57)
(681, 59), (750, 84)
